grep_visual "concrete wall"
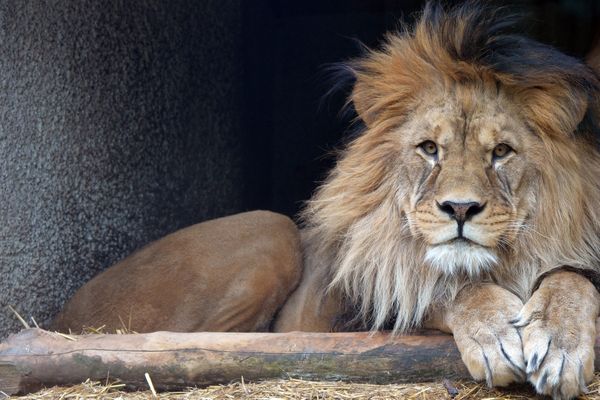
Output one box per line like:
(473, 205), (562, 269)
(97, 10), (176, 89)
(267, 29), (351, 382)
(0, 1), (243, 338)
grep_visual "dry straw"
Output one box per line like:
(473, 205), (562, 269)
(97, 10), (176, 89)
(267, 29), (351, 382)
(10, 375), (600, 399)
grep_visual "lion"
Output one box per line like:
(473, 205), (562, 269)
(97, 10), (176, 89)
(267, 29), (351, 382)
(53, 2), (600, 399)
(278, 2), (600, 398)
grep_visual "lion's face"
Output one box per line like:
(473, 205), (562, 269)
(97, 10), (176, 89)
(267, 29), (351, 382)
(397, 89), (542, 275)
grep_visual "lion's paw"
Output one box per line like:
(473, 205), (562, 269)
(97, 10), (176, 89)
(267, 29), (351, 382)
(454, 320), (526, 387)
(518, 323), (591, 400)
(513, 277), (597, 400)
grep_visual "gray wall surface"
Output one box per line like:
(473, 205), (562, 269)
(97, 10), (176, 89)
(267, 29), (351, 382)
(0, 1), (244, 338)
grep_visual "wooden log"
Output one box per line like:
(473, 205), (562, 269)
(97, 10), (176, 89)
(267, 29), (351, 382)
(0, 328), (468, 395)
(4, 325), (600, 395)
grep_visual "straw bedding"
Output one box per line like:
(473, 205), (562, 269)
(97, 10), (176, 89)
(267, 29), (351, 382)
(9, 375), (600, 399)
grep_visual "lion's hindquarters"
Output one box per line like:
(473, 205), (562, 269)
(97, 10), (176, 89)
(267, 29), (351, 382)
(51, 210), (303, 333)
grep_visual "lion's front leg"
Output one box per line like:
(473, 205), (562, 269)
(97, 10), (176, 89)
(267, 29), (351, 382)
(513, 270), (600, 399)
(431, 284), (526, 387)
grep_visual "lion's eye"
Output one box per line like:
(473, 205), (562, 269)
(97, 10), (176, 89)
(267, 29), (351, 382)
(419, 140), (438, 156)
(492, 143), (513, 160)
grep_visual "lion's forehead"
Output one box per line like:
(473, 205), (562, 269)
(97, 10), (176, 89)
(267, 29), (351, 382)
(408, 95), (528, 150)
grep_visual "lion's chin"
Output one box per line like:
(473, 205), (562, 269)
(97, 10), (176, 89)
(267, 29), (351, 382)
(424, 241), (498, 276)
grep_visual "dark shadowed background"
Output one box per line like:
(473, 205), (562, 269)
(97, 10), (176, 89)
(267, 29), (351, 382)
(0, 0), (598, 338)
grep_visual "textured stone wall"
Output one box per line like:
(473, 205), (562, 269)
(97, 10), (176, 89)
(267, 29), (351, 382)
(0, 0), (243, 338)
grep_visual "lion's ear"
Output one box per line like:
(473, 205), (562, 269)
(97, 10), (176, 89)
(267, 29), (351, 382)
(351, 78), (378, 127)
(351, 71), (415, 128)
(519, 85), (589, 138)
(348, 35), (423, 128)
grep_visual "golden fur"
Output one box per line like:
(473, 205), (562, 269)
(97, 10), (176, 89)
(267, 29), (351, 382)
(299, 1), (600, 333)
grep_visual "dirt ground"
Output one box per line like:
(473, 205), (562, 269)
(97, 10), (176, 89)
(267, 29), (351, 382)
(10, 375), (600, 400)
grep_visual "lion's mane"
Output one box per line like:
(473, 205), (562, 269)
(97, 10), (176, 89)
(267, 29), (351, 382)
(300, 1), (600, 332)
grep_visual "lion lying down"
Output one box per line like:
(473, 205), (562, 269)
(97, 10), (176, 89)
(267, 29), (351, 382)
(52, 2), (600, 399)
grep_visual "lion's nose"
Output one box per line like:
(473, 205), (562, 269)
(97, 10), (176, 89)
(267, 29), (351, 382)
(437, 201), (485, 223)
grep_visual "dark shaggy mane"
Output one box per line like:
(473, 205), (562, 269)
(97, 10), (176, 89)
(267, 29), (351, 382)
(422, 1), (596, 88)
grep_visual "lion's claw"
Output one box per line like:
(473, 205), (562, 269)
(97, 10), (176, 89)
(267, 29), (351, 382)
(525, 337), (550, 374)
(499, 339), (526, 380)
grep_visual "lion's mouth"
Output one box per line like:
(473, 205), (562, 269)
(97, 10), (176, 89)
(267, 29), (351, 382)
(447, 237), (486, 247)
(436, 236), (489, 248)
